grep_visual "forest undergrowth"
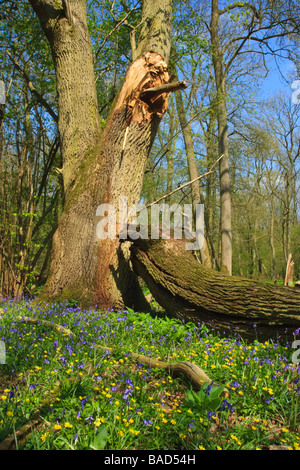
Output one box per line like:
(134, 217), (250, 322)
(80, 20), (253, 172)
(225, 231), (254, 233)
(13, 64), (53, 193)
(0, 294), (299, 451)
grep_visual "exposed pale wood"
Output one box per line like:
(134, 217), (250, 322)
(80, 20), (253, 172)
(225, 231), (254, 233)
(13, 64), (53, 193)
(285, 253), (294, 287)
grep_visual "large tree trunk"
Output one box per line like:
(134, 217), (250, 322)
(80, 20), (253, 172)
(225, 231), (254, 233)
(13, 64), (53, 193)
(130, 237), (300, 342)
(29, 0), (172, 309)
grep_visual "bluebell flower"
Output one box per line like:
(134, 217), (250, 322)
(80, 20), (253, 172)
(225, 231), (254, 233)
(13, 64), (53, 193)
(220, 399), (234, 412)
(188, 419), (196, 429)
(204, 382), (213, 396)
(60, 356), (67, 366)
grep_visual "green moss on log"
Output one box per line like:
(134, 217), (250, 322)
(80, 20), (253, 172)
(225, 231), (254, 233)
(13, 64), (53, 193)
(130, 237), (300, 341)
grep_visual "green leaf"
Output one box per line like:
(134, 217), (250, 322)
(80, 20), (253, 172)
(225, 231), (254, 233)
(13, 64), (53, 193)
(210, 385), (225, 399)
(207, 397), (223, 412)
(90, 426), (108, 450)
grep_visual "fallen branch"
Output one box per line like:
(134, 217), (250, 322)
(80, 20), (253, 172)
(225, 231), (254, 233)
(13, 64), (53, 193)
(12, 315), (214, 389)
(0, 380), (61, 450)
(0, 313), (219, 449)
(130, 237), (300, 341)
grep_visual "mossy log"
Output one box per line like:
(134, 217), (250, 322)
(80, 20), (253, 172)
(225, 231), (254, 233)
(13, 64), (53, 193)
(130, 237), (300, 342)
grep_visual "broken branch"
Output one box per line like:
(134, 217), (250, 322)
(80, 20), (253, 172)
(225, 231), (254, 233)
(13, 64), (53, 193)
(146, 153), (224, 207)
(140, 80), (187, 101)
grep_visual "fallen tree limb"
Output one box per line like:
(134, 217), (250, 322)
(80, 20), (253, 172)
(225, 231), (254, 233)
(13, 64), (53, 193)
(0, 380), (61, 450)
(130, 238), (300, 342)
(140, 80), (187, 101)
(0, 416), (42, 450)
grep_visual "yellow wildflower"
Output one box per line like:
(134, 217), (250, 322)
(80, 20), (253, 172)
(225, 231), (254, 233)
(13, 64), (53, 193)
(64, 422), (73, 429)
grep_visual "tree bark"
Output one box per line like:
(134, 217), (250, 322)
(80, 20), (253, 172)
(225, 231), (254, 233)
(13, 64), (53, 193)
(130, 237), (300, 342)
(29, 0), (173, 309)
(210, 0), (232, 275)
(270, 195), (277, 280)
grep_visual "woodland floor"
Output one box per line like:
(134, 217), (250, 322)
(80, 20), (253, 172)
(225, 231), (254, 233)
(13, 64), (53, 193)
(0, 294), (299, 451)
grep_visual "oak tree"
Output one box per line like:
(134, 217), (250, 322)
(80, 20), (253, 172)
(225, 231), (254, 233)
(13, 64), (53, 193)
(28, 0), (174, 309)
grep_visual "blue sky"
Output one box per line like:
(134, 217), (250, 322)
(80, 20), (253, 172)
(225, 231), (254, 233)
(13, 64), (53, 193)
(261, 57), (297, 99)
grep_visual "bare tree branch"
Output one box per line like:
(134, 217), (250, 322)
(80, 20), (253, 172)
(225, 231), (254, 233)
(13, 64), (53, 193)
(6, 50), (58, 122)
(146, 154), (224, 207)
(140, 80), (187, 100)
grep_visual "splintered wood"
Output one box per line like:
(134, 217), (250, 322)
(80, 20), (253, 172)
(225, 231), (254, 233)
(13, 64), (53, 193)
(285, 254), (294, 287)
(115, 52), (170, 124)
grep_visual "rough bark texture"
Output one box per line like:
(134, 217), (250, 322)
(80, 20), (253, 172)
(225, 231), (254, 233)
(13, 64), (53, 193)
(29, 0), (173, 310)
(41, 50), (171, 309)
(130, 237), (300, 342)
(29, 0), (101, 195)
